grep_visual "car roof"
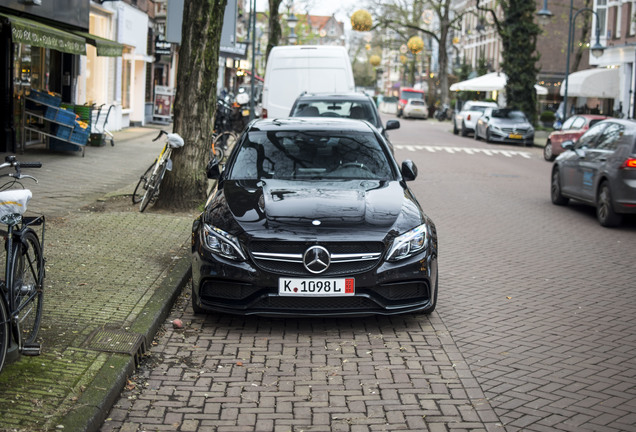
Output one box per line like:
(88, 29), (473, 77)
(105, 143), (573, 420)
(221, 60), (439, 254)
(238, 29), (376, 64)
(248, 117), (378, 133)
(294, 92), (373, 102)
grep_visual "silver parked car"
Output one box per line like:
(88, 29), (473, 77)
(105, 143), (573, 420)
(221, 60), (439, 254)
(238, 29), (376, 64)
(551, 119), (636, 227)
(453, 100), (498, 136)
(474, 107), (534, 146)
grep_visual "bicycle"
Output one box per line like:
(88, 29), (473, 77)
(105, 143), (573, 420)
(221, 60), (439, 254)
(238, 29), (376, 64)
(132, 130), (184, 212)
(210, 99), (239, 161)
(0, 156), (45, 373)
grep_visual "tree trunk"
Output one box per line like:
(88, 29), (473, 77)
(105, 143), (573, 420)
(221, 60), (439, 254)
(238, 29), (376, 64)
(155, 0), (228, 211)
(266, 0), (283, 62)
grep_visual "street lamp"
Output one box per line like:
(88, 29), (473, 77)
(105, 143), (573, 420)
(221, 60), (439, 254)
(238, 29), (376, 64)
(287, 11), (298, 45)
(538, 0), (605, 122)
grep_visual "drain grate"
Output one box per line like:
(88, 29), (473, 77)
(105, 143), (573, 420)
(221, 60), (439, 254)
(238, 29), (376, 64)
(84, 328), (146, 367)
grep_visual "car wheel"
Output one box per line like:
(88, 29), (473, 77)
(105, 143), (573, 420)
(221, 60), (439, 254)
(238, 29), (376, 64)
(551, 168), (569, 206)
(596, 181), (622, 227)
(485, 128), (492, 143)
(453, 121), (459, 135)
(461, 122), (468, 137)
(474, 127), (480, 141)
(544, 141), (555, 161)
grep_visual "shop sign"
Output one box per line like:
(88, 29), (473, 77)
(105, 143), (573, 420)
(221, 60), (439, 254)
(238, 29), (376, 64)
(155, 36), (171, 56)
(154, 86), (175, 120)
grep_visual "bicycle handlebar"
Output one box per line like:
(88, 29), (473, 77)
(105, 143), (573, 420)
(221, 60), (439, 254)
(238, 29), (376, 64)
(152, 130), (169, 142)
(0, 156), (42, 182)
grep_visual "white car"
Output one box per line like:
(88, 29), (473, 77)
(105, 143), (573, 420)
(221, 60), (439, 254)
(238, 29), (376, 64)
(402, 99), (429, 119)
(453, 101), (498, 136)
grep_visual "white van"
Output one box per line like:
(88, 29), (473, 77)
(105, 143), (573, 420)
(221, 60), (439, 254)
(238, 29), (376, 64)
(262, 45), (355, 119)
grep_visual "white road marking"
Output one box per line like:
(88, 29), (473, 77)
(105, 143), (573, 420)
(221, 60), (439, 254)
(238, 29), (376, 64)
(395, 145), (532, 159)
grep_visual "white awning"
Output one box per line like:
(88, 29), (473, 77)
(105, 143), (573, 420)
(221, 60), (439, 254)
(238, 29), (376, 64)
(450, 72), (548, 95)
(560, 68), (619, 98)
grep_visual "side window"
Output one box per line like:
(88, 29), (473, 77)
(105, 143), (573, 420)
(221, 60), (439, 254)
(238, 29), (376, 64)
(561, 116), (576, 130)
(571, 117), (586, 130)
(596, 123), (624, 151)
(576, 123), (607, 149)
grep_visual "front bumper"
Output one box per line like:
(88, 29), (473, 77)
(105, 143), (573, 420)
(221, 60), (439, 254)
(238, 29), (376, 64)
(191, 242), (438, 317)
(488, 129), (534, 145)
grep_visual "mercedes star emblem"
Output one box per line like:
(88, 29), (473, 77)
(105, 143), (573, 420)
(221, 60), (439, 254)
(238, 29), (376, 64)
(303, 245), (331, 274)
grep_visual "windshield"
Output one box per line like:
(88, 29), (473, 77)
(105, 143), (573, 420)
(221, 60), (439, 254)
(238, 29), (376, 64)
(290, 100), (379, 127)
(492, 109), (527, 120)
(400, 90), (424, 100)
(228, 130), (395, 181)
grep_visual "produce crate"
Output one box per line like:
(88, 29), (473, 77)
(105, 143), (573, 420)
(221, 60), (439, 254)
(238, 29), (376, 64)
(49, 137), (83, 153)
(55, 108), (77, 126)
(70, 127), (90, 145)
(89, 133), (105, 147)
(53, 124), (72, 140)
(44, 106), (59, 121)
(26, 89), (61, 107)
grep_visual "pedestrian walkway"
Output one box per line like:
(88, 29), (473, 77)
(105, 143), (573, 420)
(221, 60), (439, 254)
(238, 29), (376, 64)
(0, 126), (194, 431)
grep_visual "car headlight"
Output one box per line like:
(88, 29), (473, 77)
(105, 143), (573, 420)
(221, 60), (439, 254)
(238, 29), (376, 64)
(387, 224), (428, 261)
(201, 223), (246, 261)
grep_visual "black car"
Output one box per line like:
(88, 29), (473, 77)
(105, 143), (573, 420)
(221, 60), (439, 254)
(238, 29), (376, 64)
(191, 118), (438, 317)
(551, 118), (636, 227)
(289, 92), (400, 149)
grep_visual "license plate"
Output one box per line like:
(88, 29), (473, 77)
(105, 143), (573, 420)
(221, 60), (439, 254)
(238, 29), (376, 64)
(242, 109), (250, 116)
(279, 278), (355, 296)
(509, 133), (522, 139)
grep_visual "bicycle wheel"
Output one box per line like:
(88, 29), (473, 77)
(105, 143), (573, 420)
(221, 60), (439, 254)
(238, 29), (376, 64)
(0, 295), (9, 373)
(132, 163), (154, 204)
(210, 140), (224, 161)
(140, 162), (166, 212)
(10, 229), (44, 347)
(213, 131), (238, 157)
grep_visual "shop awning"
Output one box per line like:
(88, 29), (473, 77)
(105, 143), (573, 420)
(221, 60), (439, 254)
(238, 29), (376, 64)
(0, 12), (86, 55)
(450, 72), (548, 95)
(560, 67), (619, 98)
(71, 31), (124, 57)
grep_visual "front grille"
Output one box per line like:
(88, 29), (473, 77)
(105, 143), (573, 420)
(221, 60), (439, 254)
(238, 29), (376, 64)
(501, 127), (530, 134)
(249, 241), (384, 276)
(251, 296), (381, 310)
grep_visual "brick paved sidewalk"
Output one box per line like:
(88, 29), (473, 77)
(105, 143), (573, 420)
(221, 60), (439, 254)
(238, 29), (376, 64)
(0, 127), (194, 431)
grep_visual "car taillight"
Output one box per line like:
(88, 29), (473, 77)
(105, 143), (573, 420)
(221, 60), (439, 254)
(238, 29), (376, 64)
(261, 108), (268, 119)
(621, 158), (636, 169)
(467, 114), (471, 121)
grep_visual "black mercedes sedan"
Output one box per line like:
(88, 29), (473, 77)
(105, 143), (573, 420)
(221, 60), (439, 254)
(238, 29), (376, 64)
(191, 118), (438, 317)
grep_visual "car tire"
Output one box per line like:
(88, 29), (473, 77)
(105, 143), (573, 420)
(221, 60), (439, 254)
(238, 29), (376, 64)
(453, 121), (459, 135)
(551, 168), (569, 206)
(544, 141), (555, 161)
(461, 122), (468, 137)
(474, 127), (480, 141)
(596, 181), (622, 227)
(485, 128), (492, 143)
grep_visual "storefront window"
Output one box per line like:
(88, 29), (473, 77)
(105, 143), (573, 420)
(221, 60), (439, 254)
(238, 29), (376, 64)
(13, 44), (46, 94)
(86, 13), (110, 105)
(122, 46), (133, 109)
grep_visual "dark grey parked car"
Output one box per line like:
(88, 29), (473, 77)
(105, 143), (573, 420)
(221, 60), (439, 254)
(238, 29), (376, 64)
(551, 119), (636, 227)
(289, 92), (400, 148)
(474, 107), (535, 146)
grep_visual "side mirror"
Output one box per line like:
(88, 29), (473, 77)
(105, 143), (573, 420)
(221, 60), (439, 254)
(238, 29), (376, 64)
(386, 119), (400, 130)
(562, 140), (574, 151)
(206, 158), (221, 179)
(401, 160), (418, 181)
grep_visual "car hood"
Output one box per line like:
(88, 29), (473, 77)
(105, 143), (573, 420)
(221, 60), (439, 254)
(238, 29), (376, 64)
(204, 179), (424, 239)
(489, 118), (532, 128)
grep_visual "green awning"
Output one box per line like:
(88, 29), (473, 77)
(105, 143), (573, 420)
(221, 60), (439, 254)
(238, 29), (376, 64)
(71, 31), (124, 57)
(0, 13), (86, 55)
